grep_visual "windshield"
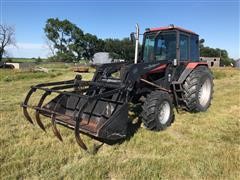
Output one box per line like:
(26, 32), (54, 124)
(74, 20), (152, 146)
(143, 32), (176, 62)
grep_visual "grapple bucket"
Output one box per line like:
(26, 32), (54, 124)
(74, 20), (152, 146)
(21, 75), (129, 151)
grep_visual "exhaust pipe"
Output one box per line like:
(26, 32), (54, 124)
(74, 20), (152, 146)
(134, 24), (139, 64)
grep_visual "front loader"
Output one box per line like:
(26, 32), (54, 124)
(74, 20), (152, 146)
(22, 24), (213, 152)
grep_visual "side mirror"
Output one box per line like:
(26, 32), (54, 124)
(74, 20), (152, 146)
(130, 32), (135, 43)
(199, 39), (205, 44)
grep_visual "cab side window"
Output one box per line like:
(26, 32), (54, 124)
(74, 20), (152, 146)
(190, 35), (199, 61)
(180, 34), (189, 61)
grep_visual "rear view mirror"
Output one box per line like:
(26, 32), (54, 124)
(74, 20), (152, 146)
(199, 39), (205, 44)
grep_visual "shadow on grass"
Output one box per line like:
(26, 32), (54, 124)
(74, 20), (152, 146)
(95, 103), (142, 148)
(125, 103), (143, 141)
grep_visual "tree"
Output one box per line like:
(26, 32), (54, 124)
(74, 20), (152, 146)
(119, 38), (136, 61)
(45, 37), (56, 57)
(95, 38), (105, 52)
(104, 38), (136, 62)
(0, 24), (16, 61)
(44, 18), (84, 61)
(80, 33), (98, 60)
(44, 18), (137, 62)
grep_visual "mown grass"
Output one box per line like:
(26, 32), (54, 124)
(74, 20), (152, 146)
(0, 67), (239, 179)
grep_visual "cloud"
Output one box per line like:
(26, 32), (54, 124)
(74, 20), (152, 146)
(5, 42), (50, 58)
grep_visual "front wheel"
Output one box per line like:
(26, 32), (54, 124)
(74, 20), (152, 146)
(141, 91), (174, 131)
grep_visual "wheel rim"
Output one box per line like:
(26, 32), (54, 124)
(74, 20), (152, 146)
(158, 101), (171, 124)
(198, 78), (211, 107)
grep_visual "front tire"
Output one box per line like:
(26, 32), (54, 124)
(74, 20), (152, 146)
(141, 91), (174, 131)
(182, 66), (213, 112)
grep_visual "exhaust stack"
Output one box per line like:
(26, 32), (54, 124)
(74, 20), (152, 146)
(134, 24), (139, 64)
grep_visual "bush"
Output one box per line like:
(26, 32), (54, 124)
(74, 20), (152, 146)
(36, 57), (42, 63)
(5, 58), (13, 62)
(48, 52), (77, 62)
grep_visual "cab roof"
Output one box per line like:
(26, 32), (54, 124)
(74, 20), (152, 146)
(146, 25), (198, 35)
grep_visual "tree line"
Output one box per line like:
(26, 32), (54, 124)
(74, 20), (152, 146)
(200, 43), (234, 66)
(44, 18), (234, 65)
(44, 18), (135, 62)
(0, 19), (235, 66)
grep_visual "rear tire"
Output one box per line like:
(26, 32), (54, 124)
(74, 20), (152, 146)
(141, 91), (174, 131)
(182, 66), (213, 112)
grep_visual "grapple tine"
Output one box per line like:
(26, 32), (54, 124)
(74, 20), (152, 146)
(50, 95), (64, 142)
(35, 92), (50, 131)
(51, 114), (63, 141)
(36, 112), (46, 131)
(75, 128), (88, 151)
(23, 107), (34, 124)
(74, 118), (88, 151)
(74, 101), (89, 151)
(21, 88), (36, 124)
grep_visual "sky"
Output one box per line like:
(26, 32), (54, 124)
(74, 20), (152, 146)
(1, 0), (239, 59)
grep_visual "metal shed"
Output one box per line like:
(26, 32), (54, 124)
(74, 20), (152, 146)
(235, 59), (240, 68)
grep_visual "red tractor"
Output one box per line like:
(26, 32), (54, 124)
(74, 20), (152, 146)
(22, 24), (213, 152)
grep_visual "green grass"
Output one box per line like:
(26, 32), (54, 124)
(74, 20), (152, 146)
(0, 67), (239, 179)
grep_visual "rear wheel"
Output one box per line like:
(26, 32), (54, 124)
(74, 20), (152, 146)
(182, 66), (213, 112)
(141, 91), (174, 131)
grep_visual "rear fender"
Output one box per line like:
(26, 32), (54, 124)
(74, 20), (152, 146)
(177, 62), (208, 83)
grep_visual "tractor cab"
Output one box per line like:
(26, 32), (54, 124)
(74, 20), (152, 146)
(141, 25), (200, 63)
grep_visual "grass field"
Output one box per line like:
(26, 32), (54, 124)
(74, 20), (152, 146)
(0, 66), (239, 179)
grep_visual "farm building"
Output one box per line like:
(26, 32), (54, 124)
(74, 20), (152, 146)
(91, 52), (124, 65)
(91, 52), (112, 65)
(235, 59), (240, 68)
(200, 57), (220, 67)
(5, 62), (35, 70)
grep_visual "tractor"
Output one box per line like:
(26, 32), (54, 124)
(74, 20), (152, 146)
(22, 24), (213, 152)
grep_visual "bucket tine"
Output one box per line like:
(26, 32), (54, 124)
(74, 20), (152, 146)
(23, 107), (34, 124)
(51, 114), (63, 141)
(74, 120), (88, 151)
(74, 101), (89, 151)
(75, 128), (88, 151)
(22, 88), (36, 124)
(35, 92), (50, 131)
(50, 95), (64, 142)
(36, 111), (46, 131)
